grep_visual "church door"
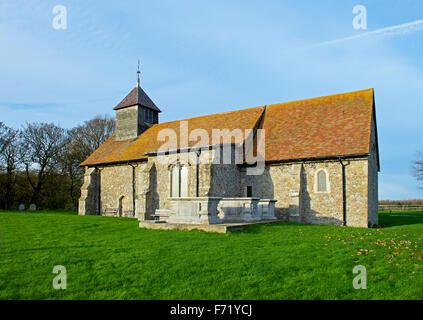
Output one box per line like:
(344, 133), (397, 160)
(118, 196), (125, 217)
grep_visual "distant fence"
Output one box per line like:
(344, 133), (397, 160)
(378, 205), (423, 212)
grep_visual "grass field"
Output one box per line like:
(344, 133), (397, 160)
(0, 210), (422, 300)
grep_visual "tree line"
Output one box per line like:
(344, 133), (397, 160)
(1, 114), (422, 209)
(379, 199), (423, 205)
(0, 116), (114, 210)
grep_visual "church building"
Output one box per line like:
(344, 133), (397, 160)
(79, 72), (379, 229)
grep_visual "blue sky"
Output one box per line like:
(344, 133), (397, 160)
(0, 0), (422, 199)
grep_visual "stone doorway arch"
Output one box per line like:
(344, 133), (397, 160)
(118, 195), (125, 217)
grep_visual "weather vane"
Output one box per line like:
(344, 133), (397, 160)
(136, 59), (141, 87)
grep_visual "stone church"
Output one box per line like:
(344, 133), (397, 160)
(79, 75), (379, 229)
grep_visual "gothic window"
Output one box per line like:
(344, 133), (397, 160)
(317, 170), (328, 192)
(171, 165), (179, 197)
(180, 166), (188, 197)
(170, 162), (188, 197)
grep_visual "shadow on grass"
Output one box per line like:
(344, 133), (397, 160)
(239, 221), (320, 234)
(242, 212), (423, 232)
(0, 210), (78, 215)
(5, 210), (422, 230)
(379, 211), (423, 228)
(14, 244), (101, 253)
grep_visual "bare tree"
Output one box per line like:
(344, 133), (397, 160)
(61, 115), (114, 208)
(20, 123), (66, 207)
(413, 151), (423, 190)
(0, 122), (16, 154)
(68, 115), (115, 160)
(0, 117), (113, 209)
(0, 122), (7, 153)
(0, 125), (20, 209)
(59, 136), (85, 209)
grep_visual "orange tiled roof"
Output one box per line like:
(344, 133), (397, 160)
(79, 135), (137, 167)
(263, 88), (375, 162)
(80, 88), (376, 166)
(80, 106), (265, 166)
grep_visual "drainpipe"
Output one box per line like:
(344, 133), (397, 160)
(338, 158), (348, 226)
(195, 150), (201, 197)
(128, 162), (137, 217)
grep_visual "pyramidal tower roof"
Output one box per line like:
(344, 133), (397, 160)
(113, 85), (161, 112)
(114, 62), (161, 112)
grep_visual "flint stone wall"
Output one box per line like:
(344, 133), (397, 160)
(79, 167), (99, 215)
(240, 158), (374, 227)
(79, 147), (377, 227)
(368, 116), (379, 226)
(100, 164), (134, 217)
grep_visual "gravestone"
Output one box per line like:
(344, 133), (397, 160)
(29, 204), (36, 211)
(18, 204), (25, 211)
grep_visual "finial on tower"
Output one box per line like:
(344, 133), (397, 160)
(136, 59), (141, 87)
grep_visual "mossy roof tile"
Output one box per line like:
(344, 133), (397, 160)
(80, 89), (375, 166)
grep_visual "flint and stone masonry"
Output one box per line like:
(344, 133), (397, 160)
(79, 81), (379, 229)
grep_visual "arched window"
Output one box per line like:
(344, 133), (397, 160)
(317, 170), (327, 192)
(170, 162), (188, 197)
(171, 165), (180, 197)
(180, 166), (188, 197)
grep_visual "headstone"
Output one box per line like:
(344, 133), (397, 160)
(18, 204), (25, 211)
(29, 204), (36, 211)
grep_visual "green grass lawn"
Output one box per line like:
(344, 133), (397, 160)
(0, 210), (422, 300)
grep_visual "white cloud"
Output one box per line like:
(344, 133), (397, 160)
(305, 18), (423, 49)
